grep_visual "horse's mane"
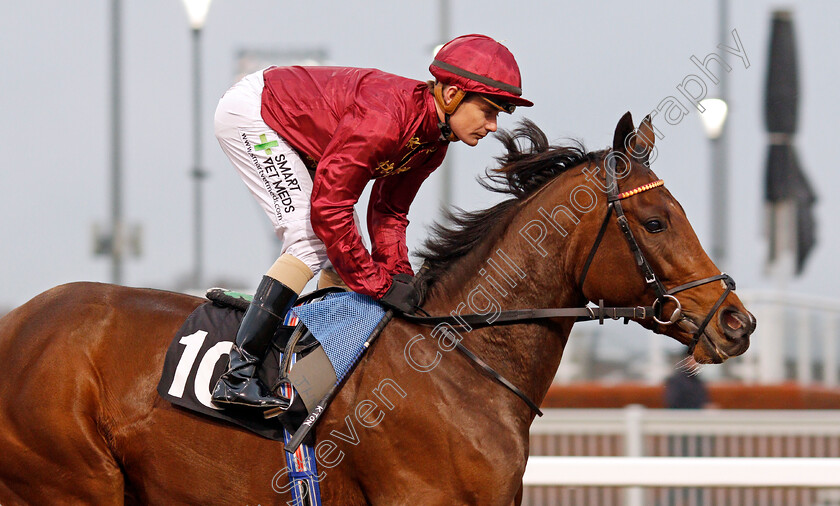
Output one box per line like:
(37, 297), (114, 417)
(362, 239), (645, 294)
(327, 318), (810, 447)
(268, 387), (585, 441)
(418, 119), (605, 286)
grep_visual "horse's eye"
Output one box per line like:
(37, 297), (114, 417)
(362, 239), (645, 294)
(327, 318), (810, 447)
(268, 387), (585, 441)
(644, 219), (665, 233)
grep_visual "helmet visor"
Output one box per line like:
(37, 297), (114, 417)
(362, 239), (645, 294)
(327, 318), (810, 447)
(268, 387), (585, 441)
(478, 94), (516, 114)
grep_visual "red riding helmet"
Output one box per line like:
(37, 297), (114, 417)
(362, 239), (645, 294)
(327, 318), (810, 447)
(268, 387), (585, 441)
(430, 34), (534, 112)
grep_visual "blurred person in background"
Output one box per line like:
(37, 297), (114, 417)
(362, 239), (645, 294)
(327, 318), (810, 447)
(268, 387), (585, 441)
(664, 354), (710, 409)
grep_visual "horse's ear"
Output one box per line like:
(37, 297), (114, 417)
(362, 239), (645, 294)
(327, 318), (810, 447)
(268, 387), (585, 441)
(613, 111), (635, 154)
(630, 114), (656, 163)
(638, 114), (655, 147)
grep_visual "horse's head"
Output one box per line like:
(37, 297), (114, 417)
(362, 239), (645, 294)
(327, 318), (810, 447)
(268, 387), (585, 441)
(422, 113), (754, 365)
(572, 112), (755, 364)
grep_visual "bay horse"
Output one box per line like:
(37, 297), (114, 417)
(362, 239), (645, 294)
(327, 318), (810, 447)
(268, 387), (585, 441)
(0, 113), (754, 505)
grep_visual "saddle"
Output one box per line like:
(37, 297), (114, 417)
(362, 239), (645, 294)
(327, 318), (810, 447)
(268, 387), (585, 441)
(156, 286), (386, 447)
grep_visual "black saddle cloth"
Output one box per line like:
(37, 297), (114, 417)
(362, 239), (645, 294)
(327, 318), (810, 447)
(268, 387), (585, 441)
(156, 288), (335, 441)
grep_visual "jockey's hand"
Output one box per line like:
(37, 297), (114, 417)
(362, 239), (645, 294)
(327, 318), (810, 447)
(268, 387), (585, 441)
(379, 273), (419, 314)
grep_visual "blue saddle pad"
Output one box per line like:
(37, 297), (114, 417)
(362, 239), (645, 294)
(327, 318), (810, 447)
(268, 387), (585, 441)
(292, 292), (386, 382)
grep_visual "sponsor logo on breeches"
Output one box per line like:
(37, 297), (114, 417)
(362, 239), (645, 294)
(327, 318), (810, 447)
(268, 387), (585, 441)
(243, 132), (303, 222)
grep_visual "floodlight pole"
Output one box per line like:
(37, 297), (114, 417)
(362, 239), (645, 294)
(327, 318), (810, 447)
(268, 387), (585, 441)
(182, 0), (212, 289)
(438, 0), (452, 213)
(110, 0), (123, 284)
(191, 25), (205, 289)
(711, 0), (730, 268)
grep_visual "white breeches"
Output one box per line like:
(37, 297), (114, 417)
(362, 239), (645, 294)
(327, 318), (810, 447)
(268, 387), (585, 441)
(214, 70), (335, 275)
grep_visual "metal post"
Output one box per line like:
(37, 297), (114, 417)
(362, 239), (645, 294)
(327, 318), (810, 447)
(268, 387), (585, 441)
(825, 316), (838, 387)
(710, 135), (727, 266)
(624, 405), (644, 506)
(191, 27), (205, 289)
(647, 331), (667, 384)
(763, 204), (794, 383)
(797, 310), (812, 384)
(437, 0), (452, 213)
(110, 0), (123, 284)
(710, 0), (729, 268)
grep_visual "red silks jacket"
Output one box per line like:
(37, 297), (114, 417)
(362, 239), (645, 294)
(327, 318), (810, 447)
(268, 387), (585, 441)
(261, 66), (448, 298)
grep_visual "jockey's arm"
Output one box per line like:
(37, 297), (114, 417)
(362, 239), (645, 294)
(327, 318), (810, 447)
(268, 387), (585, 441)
(367, 164), (437, 278)
(309, 110), (399, 299)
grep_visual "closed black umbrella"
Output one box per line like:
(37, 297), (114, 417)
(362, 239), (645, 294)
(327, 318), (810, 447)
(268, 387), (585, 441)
(764, 10), (816, 275)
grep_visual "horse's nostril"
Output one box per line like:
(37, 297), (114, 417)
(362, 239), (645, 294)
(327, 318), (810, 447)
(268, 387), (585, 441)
(719, 307), (750, 339)
(723, 311), (743, 331)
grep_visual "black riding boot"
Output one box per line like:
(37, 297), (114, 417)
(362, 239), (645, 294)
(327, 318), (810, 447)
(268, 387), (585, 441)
(211, 276), (296, 409)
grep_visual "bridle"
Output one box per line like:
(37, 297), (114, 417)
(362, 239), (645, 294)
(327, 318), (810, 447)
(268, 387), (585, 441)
(577, 154), (737, 349)
(399, 153), (738, 416)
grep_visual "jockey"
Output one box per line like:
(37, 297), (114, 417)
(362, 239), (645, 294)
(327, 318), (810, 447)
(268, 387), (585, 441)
(211, 34), (533, 410)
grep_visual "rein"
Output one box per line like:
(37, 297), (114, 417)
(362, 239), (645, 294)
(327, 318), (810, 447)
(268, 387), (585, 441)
(401, 155), (738, 417)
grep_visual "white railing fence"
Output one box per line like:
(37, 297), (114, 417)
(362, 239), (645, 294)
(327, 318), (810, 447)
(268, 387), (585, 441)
(523, 407), (840, 506)
(739, 291), (840, 385)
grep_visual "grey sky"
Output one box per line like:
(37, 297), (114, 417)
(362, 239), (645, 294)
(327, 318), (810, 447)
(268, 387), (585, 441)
(1, 0), (838, 311)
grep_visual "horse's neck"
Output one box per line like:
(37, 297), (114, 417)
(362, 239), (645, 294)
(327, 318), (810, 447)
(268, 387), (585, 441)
(421, 214), (584, 415)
